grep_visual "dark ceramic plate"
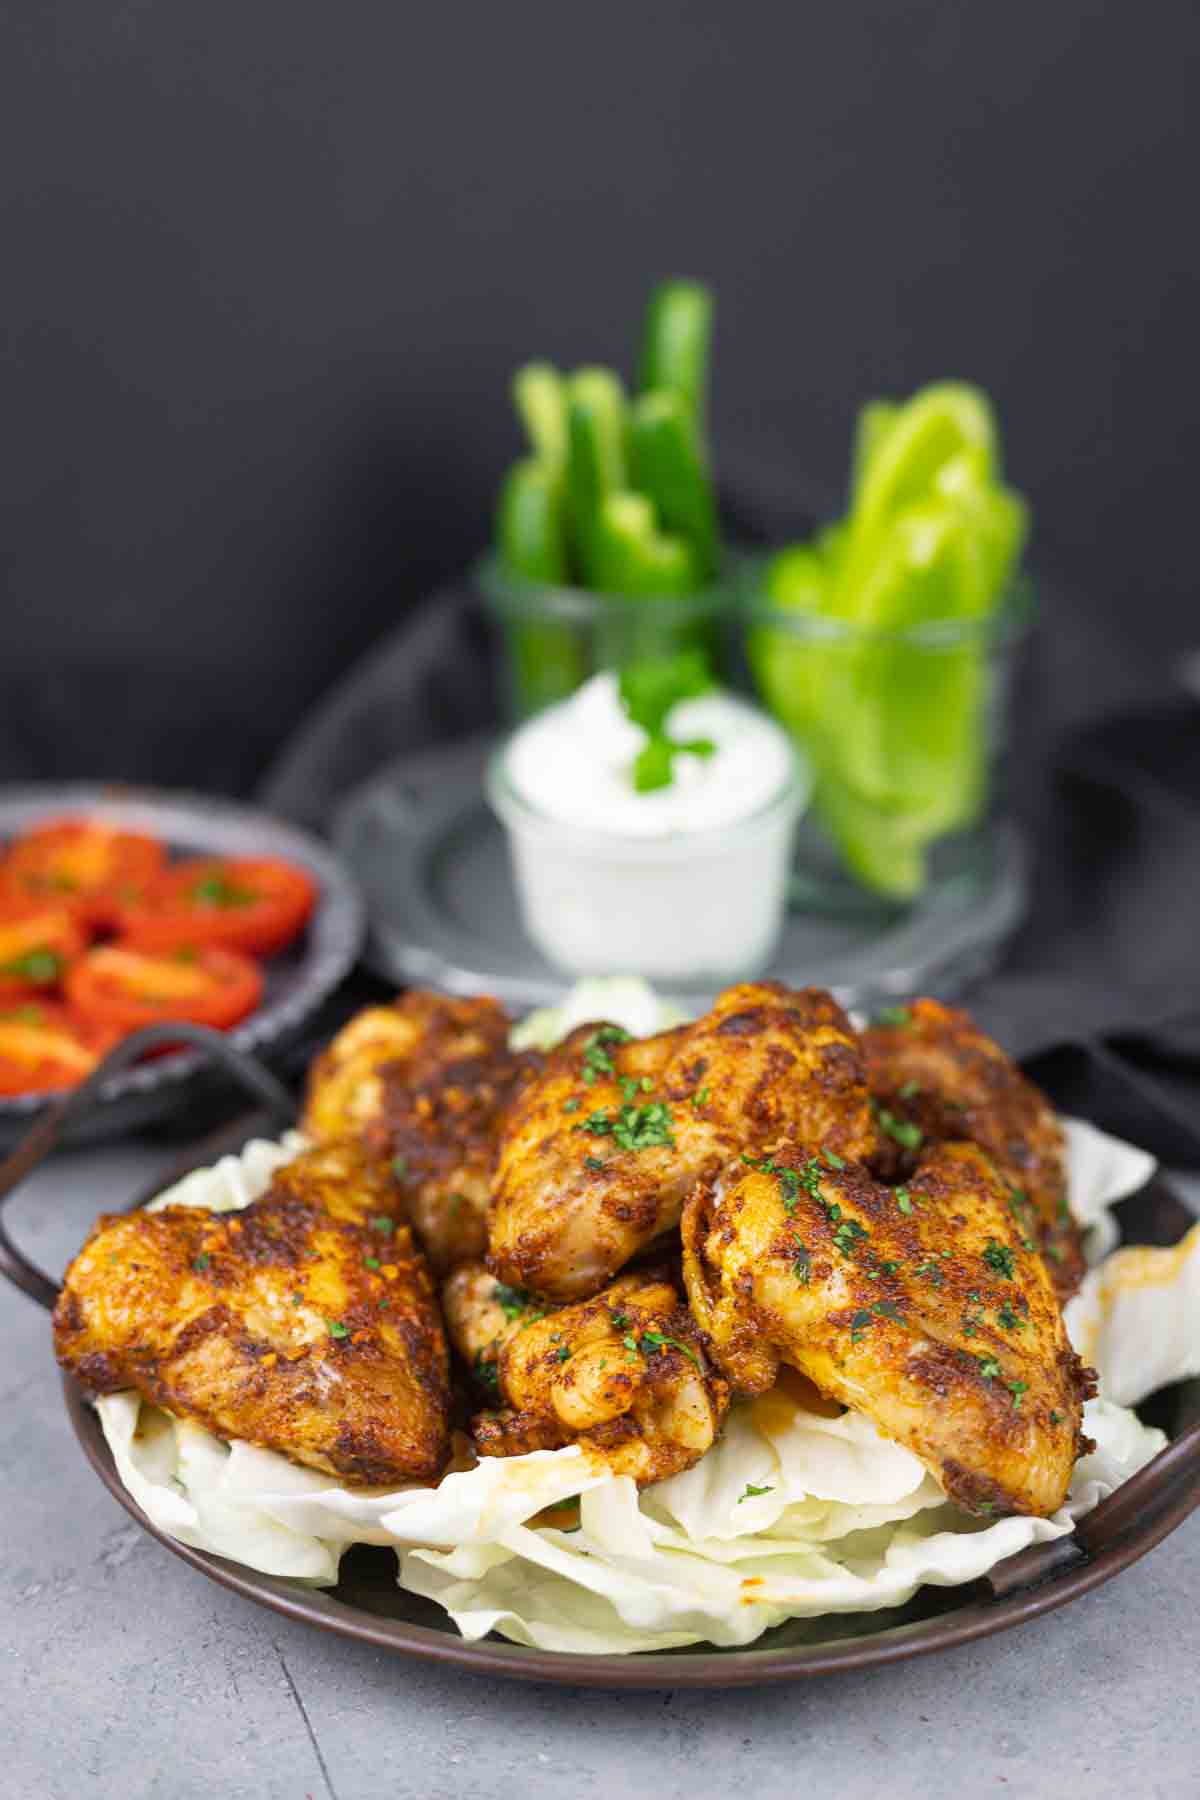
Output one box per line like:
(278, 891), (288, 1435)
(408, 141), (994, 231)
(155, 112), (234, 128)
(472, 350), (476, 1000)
(2, 1032), (1198, 1690)
(0, 785), (364, 1143)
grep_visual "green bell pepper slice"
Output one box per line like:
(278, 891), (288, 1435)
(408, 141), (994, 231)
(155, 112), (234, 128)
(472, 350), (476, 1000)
(628, 389), (720, 580)
(637, 279), (714, 439)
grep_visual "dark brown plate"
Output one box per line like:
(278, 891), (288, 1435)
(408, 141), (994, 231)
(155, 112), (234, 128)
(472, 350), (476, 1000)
(3, 1042), (1199, 1689)
(0, 784), (364, 1143)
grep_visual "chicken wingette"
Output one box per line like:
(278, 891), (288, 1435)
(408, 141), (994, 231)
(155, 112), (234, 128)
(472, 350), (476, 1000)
(443, 1263), (729, 1485)
(488, 982), (878, 1300)
(682, 1141), (1094, 1516)
(304, 990), (540, 1271)
(861, 998), (1084, 1296)
(54, 1153), (451, 1486)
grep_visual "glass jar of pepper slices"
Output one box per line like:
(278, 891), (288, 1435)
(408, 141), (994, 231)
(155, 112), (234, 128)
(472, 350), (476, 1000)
(480, 281), (737, 719)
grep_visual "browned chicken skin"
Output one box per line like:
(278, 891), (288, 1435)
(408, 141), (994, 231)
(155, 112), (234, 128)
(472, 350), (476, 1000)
(488, 983), (878, 1301)
(54, 1148), (451, 1486)
(861, 999), (1084, 1297)
(304, 991), (540, 1271)
(443, 1263), (729, 1485)
(683, 1140), (1094, 1516)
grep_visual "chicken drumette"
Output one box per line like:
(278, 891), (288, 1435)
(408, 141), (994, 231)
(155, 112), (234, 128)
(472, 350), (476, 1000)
(443, 1263), (729, 1485)
(54, 1144), (451, 1485)
(304, 990), (541, 1271)
(682, 1140), (1094, 1516)
(488, 982), (878, 1301)
(861, 998), (1084, 1296)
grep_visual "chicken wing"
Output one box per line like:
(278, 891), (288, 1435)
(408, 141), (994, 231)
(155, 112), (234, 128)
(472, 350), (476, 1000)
(304, 991), (540, 1271)
(861, 998), (1084, 1296)
(488, 982), (877, 1300)
(54, 1166), (451, 1485)
(442, 1262), (728, 1485)
(682, 1140), (1093, 1516)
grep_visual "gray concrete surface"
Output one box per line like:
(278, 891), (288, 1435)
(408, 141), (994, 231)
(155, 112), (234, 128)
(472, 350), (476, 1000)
(3, 1140), (1199, 1800)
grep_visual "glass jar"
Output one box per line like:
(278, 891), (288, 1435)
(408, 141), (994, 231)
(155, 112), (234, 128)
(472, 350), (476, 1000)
(742, 565), (1035, 909)
(486, 741), (805, 984)
(477, 551), (735, 721)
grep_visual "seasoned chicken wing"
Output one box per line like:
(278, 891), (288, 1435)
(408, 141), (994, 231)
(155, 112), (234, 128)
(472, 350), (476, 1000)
(488, 982), (878, 1300)
(54, 1156), (451, 1485)
(862, 998), (1084, 1296)
(682, 1140), (1094, 1516)
(304, 991), (540, 1271)
(443, 1263), (728, 1485)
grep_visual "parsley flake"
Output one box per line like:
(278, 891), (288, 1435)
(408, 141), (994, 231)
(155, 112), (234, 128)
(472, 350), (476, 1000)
(737, 1483), (774, 1503)
(982, 1240), (1016, 1279)
(192, 1252), (210, 1272)
(873, 1005), (913, 1028)
(581, 1025), (631, 1085)
(874, 1105), (923, 1151)
(977, 1356), (1002, 1382)
(896, 1188), (914, 1216)
(493, 1282), (533, 1321)
(327, 1320), (350, 1340)
(370, 1215), (395, 1236)
(850, 1309), (874, 1343)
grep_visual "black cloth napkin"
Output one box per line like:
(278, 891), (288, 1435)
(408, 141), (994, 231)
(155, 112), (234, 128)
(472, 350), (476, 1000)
(257, 472), (1200, 1171)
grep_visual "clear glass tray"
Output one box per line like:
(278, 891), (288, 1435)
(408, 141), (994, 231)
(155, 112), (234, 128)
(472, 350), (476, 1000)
(332, 739), (1028, 1013)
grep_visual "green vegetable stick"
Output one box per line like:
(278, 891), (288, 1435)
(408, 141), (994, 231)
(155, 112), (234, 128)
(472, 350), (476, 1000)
(512, 362), (568, 469)
(628, 389), (720, 580)
(590, 491), (698, 600)
(849, 400), (898, 505)
(565, 368), (629, 585)
(494, 458), (582, 714)
(638, 280), (714, 439)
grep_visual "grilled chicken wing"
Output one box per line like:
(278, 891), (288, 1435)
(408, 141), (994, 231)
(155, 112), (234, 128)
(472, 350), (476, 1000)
(304, 991), (540, 1271)
(443, 1263), (728, 1485)
(682, 1140), (1093, 1516)
(862, 998), (1084, 1296)
(54, 1161), (451, 1485)
(488, 982), (878, 1300)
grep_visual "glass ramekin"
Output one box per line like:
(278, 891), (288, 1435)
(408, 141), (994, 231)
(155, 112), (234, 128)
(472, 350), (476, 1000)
(476, 551), (737, 722)
(741, 564), (1035, 907)
(486, 747), (807, 983)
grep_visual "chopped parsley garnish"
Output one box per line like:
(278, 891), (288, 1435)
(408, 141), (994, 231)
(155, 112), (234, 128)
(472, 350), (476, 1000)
(1006, 1379), (1029, 1410)
(191, 872), (256, 909)
(1046, 1242), (1066, 1263)
(822, 1148), (845, 1170)
(898, 1080), (921, 1100)
(391, 1155), (408, 1180)
(370, 1215), (396, 1235)
(913, 1259), (945, 1287)
(0, 949), (63, 985)
(364, 1255), (381, 1271)
(493, 1282), (533, 1321)
(192, 1252), (210, 1272)
(792, 1247), (811, 1284)
(982, 1240), (1016, 1279)
(327, 1320), (350, 1340)
(575, 1100), (675, 1151)
(996, 1301), (1024, 1332)
(631, 1330), (701, 1368)
(850, 1309), (875, 1343)
(832, 1218), (869, 1257)
(692, 1086), (711, 1110)
(874, 1105), (923, 1151)
(977, 1356), (1002, 1382)
(583, 1154), (607, 1172)
(562, 1097), (581, 1113)
(737, 1483), (774, 1503)
(742, 1153), (824, 1214)
(553, 1345), (572, 1363)
(619, 649), (717, 792)
(609, 1310), (629, 1329)
(873, 1005), (912, 1028)
(895, 1188), (914, 1216)
(474, 1350), (500, 1399)
(581, 1025), (631, 1085)
(874, 1300), (906, 1324)
(1049, 1410), (1061, 1426)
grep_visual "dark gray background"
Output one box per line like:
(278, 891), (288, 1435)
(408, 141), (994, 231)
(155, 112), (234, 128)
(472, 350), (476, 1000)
(3, 2), (1197, 792)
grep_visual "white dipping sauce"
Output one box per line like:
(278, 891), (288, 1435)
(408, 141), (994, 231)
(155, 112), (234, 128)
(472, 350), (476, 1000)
(490, 675), (803, 982)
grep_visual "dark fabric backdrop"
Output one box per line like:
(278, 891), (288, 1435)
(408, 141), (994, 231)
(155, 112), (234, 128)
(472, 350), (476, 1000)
(2, 3), (1198, 793)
